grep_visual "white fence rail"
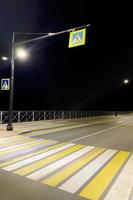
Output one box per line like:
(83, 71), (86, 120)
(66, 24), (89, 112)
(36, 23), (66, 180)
(0, 111), (131, 124)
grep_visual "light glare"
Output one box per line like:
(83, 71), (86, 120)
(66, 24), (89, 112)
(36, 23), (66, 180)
(2, 56), (8, 61)
(16, 48), (29, 60)
(123, 79), (129, 84)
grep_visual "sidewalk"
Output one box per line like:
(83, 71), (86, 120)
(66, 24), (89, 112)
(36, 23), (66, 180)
(0, 116), (120, 138)
(0, 119), (84, 137)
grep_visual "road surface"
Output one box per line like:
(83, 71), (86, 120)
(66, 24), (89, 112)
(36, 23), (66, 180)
(0, 115), (133, 200)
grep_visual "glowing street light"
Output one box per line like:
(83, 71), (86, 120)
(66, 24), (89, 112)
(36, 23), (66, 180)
(123, 79), (129, 85)
(15, 48), (29, 60)
(2, 56), (8, 61)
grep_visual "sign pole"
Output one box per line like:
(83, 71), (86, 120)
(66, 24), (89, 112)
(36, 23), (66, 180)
(6, 32), (15, 131)
(5, 24), (90, 131)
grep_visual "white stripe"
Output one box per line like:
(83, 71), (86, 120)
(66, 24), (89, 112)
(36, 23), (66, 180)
(59, 149), (117, 193)
(3, 143), (75, 171)
(27, 146), (94, 180)
(104, 154), (133, 200)
(0, 139), (43, 152)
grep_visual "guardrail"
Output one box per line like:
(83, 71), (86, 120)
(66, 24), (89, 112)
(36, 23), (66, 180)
(0, 111), (131, 124)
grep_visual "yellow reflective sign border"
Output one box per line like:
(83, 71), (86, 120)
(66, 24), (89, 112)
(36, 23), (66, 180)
(69, 28), (86, 48)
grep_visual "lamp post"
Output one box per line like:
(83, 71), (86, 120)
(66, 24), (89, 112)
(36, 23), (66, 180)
(5, 24), (90, 131)
(6, 32), (15, 131)
(6, 34), (29, 131)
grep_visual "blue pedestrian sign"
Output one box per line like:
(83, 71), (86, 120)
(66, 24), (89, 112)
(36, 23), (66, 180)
(1, 79), (10, 90)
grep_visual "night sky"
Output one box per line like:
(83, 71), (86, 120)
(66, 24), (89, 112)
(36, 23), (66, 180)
(0, 1), (133, 111)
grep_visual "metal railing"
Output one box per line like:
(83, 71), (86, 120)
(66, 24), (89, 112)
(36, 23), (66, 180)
(0, 110), (122, 124)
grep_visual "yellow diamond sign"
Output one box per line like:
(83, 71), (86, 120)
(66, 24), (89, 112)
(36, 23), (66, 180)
(69, 28), (86, 48)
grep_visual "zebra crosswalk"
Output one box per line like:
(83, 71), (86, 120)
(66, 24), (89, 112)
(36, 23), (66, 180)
(0, 135), (133, 200)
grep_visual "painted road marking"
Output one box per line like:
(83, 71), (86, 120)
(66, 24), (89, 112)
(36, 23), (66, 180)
(0, 137), (132, 199)
(0, 139), (50, 156)
(0, 137), (37, 149)
(59, 149), (117, 193)
(0, 135), (22, 141)
(0, 141), (62, 168)
(0, 136), (32, 146)
(0, 142), (62, 162)
(15, 144), (84, 176)
(104, 154), (133, 200)
(27, 146), (94, 181)
(0, 138), (37, 152)
(42, 147), (105, 187)
(3, 143), (75, 171)
(79, 151), (130, 200)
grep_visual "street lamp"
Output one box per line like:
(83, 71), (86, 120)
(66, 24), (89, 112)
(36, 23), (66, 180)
(15, 48), (29, 60)
(2, 56), (8, 61)
(5, 24), (90, 131)
(2, 49), (28, 61)
(123, 79), (129, 85)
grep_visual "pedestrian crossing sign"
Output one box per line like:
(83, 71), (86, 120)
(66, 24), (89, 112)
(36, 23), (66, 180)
(69, 28), (86, 48)
(1, 79), (10, 90)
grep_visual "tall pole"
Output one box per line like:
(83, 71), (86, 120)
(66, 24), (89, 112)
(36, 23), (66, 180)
(7, 32), (15, 131)
(5, 24), (90, 131)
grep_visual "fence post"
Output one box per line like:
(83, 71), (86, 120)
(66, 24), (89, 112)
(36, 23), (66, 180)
(18, 111), (20, 123)
(81, 111), (82, 120)
(44, 111), (46, 120)
(0, 111), (3, 124)
(32, 111), (34, 122)
(69, 111), (71, 119)
(54, 111), (56, 120)
(75, 111), (77, 119)
(62, 111), (64, 120)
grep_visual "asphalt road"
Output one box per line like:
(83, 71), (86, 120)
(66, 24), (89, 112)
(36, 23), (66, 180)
(32, 115), (133, 152)
(0, 115), (133, 200)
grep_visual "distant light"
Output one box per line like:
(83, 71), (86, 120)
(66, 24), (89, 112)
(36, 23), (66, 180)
(123, 79), (129, 84)
(2, 56), (8, 61)
(15, 48), (29, 60)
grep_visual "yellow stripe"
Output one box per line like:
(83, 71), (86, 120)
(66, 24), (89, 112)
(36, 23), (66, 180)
(0, 135), (24, 142)
(42, 147), (105, 187)
(0, 142), (65, 168)
(79, 151), (130, 200)
(0, 140), (50, 156)
(0, 137), (36, 148)
(15, 144), (84, 176)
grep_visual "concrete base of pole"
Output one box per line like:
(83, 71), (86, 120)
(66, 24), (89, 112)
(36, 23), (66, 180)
(6, 124), (13, 131)
(115, 111), (118, 116)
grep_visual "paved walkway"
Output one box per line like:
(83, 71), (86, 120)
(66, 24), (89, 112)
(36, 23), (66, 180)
(0, 119), (82, 137)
